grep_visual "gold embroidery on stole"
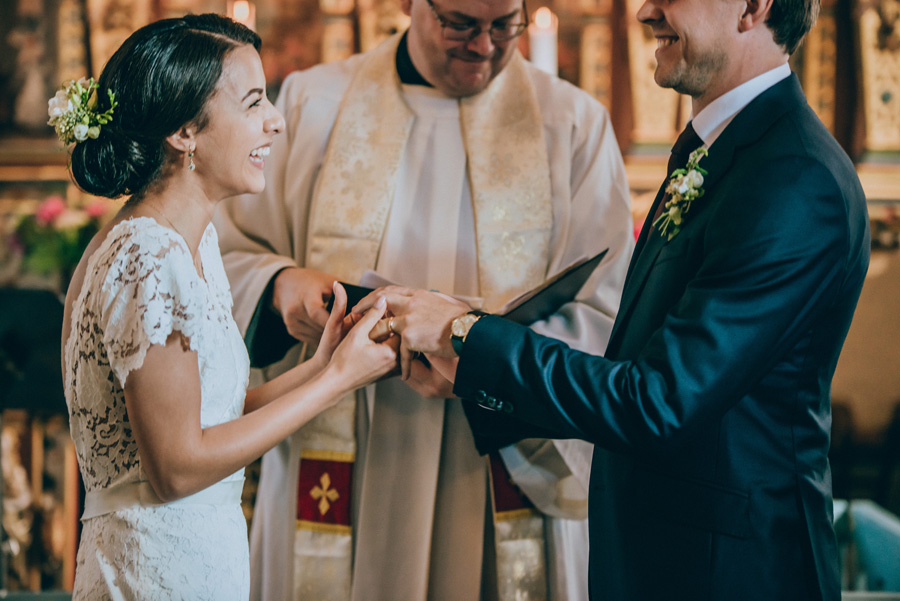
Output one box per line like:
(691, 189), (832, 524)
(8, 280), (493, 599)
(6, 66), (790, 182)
(301, 32), (553, 600)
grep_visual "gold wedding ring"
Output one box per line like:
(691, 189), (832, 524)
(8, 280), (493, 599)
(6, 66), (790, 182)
(388, 317), (396, 334)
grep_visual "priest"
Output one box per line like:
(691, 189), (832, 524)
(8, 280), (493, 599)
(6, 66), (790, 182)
(214, 0), (634, 599)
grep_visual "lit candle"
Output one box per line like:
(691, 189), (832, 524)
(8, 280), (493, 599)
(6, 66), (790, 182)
(228, 0), (256, 31)
(528, 7), (558, 75)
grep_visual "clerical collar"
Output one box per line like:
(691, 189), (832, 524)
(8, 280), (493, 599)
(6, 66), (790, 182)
(395, 32), (433, 88)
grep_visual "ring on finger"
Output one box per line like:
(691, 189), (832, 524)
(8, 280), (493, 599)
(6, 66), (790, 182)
(388, 317), (396, 334)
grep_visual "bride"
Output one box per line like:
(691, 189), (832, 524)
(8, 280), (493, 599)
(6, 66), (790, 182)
(58, 13), (397, 600)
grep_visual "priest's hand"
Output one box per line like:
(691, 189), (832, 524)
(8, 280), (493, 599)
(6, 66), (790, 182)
(404, 358), (457, 399)
(353, 286), (470, 380)
(272, 267), (338, 344)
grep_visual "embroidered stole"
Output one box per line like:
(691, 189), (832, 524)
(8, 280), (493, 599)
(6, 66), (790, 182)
(297, 33), (553, 600)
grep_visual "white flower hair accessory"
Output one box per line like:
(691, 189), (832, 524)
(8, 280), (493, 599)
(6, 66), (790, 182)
(47, 77), (118, 145)
(654, 147), (709, 241)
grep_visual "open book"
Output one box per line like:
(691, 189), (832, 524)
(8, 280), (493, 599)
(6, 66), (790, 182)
(497, 248), (608, 324)
(329, 249), (609, 325)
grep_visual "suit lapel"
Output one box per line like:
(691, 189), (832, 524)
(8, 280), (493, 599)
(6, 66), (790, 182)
(608, 75), (806, 353)
(610, 189), (666, 340)
(626, 181), (667, 278)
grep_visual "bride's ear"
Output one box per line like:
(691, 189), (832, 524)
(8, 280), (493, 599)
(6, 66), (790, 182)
(165, 127), (196, 154)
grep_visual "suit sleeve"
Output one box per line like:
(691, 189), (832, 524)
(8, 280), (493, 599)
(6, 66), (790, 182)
(454, 156), (857, 457)
(461, 80), (634, 519)
(464, 94), (634, 448)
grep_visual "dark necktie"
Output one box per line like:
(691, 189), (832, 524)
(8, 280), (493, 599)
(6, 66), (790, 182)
(652, 122), (704, 223)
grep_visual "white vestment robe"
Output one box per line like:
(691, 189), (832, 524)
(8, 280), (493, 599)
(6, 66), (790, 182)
(214, 37), (634, 601)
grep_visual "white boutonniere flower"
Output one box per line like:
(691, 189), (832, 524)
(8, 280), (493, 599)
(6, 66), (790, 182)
(654, 147), (709, 241)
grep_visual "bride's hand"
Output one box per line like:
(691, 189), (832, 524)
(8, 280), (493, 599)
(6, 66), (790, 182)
(323, 297), (399, 393)
(310, 282), (351, 371)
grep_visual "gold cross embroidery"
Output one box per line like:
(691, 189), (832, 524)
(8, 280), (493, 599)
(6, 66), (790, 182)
(310, 472), (340, 516)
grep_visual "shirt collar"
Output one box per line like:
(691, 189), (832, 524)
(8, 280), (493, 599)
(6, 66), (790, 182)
(691, 63), (791, 147)
(395, 31), (433, 88)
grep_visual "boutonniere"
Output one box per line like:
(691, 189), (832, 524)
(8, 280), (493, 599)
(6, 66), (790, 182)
(654, 147), (709, 240)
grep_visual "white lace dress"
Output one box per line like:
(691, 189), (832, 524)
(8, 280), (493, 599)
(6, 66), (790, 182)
(64, 217), (251, 600)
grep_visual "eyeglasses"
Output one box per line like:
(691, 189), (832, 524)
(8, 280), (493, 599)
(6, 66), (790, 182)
(425, 0), (529, 43)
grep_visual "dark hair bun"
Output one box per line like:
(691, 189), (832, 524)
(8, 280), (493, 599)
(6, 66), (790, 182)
(70, 127), (163, 198)
(67, 13), (261, 199)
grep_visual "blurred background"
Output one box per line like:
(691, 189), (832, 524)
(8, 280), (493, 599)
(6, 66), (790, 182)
(0, 0), (898, 596)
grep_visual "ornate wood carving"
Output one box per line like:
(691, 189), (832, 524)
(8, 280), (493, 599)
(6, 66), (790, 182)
(579, 19), (612, 107)
(321, 16), (355, 63)
(86, 0), (152, 77)
(800, 7), (838, 132)
(624, 0), (685, 146)
(57, 0), (89, 83)
(320, 0), (354, 15)
(358, 0), (409, 53)
(857, 0), (900, 152)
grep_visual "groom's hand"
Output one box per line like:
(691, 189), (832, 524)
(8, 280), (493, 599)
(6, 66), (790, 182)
(353, 286), (470, 379)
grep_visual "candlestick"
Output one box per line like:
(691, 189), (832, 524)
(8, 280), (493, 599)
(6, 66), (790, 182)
(528, 7), (558, 75)
(228, 0), (256, 31)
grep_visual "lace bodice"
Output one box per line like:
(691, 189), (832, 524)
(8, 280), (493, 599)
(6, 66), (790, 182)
(64, 217), (249, 493)
(64, 217), (252, 600)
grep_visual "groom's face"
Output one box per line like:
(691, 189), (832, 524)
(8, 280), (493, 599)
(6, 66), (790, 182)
(637, 0), (746, 106)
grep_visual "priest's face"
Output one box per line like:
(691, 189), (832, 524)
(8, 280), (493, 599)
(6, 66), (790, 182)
(403, 0), (526, 98)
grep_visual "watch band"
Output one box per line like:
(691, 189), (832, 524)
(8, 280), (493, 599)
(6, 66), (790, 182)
(450, 311), (485, 356)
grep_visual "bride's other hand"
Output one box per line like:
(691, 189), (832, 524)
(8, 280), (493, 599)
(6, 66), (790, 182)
(323, 297), (399, 393)
(310, 281), (350, 371)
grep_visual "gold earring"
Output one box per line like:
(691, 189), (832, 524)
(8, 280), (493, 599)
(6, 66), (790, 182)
(188, 146), (195, 171)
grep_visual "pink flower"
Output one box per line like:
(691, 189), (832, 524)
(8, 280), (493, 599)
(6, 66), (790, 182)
(54, 208), (90, 230)
(85, 200), (108, 219)
(35, 195), (66, 226)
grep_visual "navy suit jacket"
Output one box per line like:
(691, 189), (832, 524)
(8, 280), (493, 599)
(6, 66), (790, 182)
(456, 75), (870, 601)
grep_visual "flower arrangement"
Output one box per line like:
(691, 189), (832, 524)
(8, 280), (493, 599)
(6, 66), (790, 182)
(8, 194), (113, 288)
(47, 77), (117, 145)
(654, 147), (709, 241)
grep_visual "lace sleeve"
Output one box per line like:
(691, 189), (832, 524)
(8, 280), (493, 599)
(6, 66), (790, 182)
(98, 228), (206, 387)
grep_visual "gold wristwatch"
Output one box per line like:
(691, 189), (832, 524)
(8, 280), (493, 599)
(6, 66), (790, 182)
(450, 311), (484, 355)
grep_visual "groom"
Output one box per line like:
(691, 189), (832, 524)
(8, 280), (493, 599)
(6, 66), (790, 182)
(358, 0), (870, 598)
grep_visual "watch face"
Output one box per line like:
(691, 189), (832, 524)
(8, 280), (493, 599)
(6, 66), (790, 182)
(451, 313), (478, 338)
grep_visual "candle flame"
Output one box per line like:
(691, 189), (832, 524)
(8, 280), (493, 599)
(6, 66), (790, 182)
(534, 7), (553, 30)
(232, 0), (251, 22)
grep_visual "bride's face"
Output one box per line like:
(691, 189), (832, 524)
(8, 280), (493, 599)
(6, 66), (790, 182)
(191, 44), (284, 200)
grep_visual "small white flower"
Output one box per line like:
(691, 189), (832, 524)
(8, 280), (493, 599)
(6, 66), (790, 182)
(73, 123), (89, 141)
(684, 170), (704, 189)
(654, 147), (709, 240)
(47, 91), (73, 120)
(47, 76), (118, 146)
